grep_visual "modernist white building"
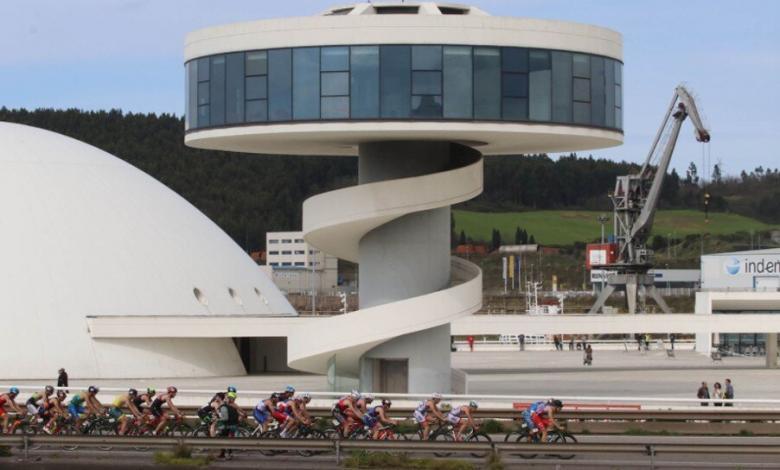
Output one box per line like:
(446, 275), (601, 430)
(184, 2), (624, 392)
(0, 122), (295, 379)
(266, 231), (339, 294)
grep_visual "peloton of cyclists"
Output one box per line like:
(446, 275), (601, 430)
(151, 386), (183, 436)
(363, 399), (397, 439)
(0, 387), (24, 434)
(414, 392), (448, 440)
(69, 386), (104, 429)
(447, 400), (479, 441)
(522, 398), (563, 442)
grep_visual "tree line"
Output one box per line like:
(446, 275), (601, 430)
(1, 108), (776, 252)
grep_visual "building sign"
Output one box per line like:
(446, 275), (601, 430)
(702, 250), (780, 290)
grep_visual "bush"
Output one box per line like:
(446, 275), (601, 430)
(480, 419), (505, 434)
(153, 445), (211, 467)
(344, 451), (473, 469)
(0, 446), (10, 457)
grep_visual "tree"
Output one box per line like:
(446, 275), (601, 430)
(528, 234), (536, 244)
(491, 228), (502, 251)
(514, 226), (522, 245)
(686, 162), (699, 186)
(712, 163), (722, 183)
(459, 230), (466, 246)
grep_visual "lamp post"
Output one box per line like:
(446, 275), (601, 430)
(598, 214), (610, 244)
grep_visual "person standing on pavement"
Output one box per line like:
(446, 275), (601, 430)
(467, 335), (474, 352)
(583, 344), (593, 366)
(724, 378), (734, 406)
(669, 334), (676, 350)
(518, 334), (525, 351)
(712, 382), (723, 406)
(697, 382), (710, 406)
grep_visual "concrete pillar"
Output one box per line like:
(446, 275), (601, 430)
(767, 333), (778, 368)
(356, 141), (479, 393)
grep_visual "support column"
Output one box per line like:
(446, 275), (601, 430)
(767, 333), (778, 368)
(356, 141), (478, 393)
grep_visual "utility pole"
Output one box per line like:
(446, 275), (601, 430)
(598, 214), (610, 244)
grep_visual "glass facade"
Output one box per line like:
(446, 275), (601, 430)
(185, 45), (623, 132)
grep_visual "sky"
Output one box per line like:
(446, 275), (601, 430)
(1, 0), (778, 175)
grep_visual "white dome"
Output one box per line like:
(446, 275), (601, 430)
(0, 122), (295, 379)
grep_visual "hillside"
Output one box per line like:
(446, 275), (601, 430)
(453, 209), (779, 246)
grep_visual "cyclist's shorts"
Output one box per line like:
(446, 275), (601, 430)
(108, 407), (123, 419)
(271, 410), (288, 424)
(150, 406), (164, 418)
(197, 406), (212, 421)
(521, 410), (535, 431)
(413, 410), (427, 424)
(0, 407), (6, 417)
(68, 404), (86, 417)
(361, 415), (377, 428)
(253, 408), (269, 424)
(531, 413), (551, 431)
(446, 414), (461, 425)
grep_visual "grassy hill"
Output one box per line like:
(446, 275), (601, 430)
(453, 209), (778, 246)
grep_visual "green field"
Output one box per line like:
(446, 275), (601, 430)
(453, 209), (778, 246)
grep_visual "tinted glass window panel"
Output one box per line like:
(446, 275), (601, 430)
(187, 61), (198, 129)
(321, 72), (349, 96)
(529, 50), (551, 72)
(293, 47), (320, 120)
(209, 56), (226, 125)
(590, 56), (606, 126)
(502, 47), (528, 73)
(412, 45), (442, 70)
(473, 47), (500, 119)
(321, 47), (349, 71)
(615, 83), (622, 108)
(246, 100), (268, 122)
(615, 61), (622, 85)
(197, 105), (209, 126)
(412, 71), (441, 95)
(246, 76), (267, 100)
(502, 97), (528, 120)
(573, 101), (590, 124)
(198, 81), (209, 105)
(443, 46), (472, 119)
(551, 51), (572, 123)
(197, 57), (210, 81)
(605, 58), (615, 128)
(246, 51), (267, 75)
(616, 106), (623, 128)
(411, 95), (442, 118)
(502, 73), (528, 98)
(268, 49), (292, 121)
(529, 69), (551, 121)
(573, 77), (590, 102)
(573, 54), (590, 78)
(321, 96), (349, 119)
(225, 53), (245, 124)
(380, 45), (411, 118)
(350, 46), (379, 118)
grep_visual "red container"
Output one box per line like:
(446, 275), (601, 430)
(586, 243), (618, 269)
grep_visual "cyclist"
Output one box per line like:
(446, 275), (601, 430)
(197, 391), (225, 437)
(109, 388), (142, 435)
(42, 391), (68, 434)
(355, 393), (374, 414)
(332, 390), (362, 437)
(523, 399), (563, 442)
(273, 392), (293, 437)
(0, 387), (25, 434)
(414, 392), (447, 440)
(226, 387), (247, 424)
(364, 399), (397, 440)
(280, 385), (295, 401)
(216, 392), (241, 460)
(447, 400), (479, 441)
(283, 393), (312, 437)
(68, 386), (103, 429)
(252, 392), (279, 433)
(27, 385), (54, 417)
(151, 386), (183, 436)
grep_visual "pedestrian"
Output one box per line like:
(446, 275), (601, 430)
(644, 333), (651, 351)
(636, 334), (642, 351)
(568, 336), (574, 351)
(467, 335), (474, 352)
(724, 378), (734, 406)
(712, 382), (723, 406)
(57, 368), (68, 388)
(697, 381), (710, 406)
(670, 334), (676, 351)
(518, 334), (525, 351)
(583, 344), (593, 366)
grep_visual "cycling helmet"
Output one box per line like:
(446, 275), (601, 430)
(56, 391), (67, 400)
(299, 393), (311, 402)
(45, 385), (54, 394)
(227, 391), (237, 400)
(270, 392), (281, 401)
(9, 387), (19, 395)
(551, 399), (563, 409)
(227, 385), (237, 393)
(146, 387), (156, 396)
(362, 393), (374, 402)
(468, 400), (479, 409)
(167, 386), (178, 394)
(350, 389), (361, 400)
(285, 385), (295, 394)
(88, 385), (99, 394)
(381, 399), (392, 408)
(431, 392), (443, 400)
(128, 388), (138, 397)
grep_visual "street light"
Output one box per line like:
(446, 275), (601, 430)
(597, 214), (610, 244)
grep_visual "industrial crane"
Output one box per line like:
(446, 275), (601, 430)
(589, 85), (711, 314)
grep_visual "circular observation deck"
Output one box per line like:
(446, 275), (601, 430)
(183, 2), (623, 156)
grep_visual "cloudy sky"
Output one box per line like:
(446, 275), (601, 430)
(1, 0), (778, 175)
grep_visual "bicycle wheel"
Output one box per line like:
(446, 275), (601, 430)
(13, 422), (43, 451)
(467, 432), (492, 458)
(259, 430), (280, 456)
(296, 428), (326, 457)
(61, 423), (81, 451)
(431, 431), (453, 458)
(514, 429), (538, 459)
(547, 431), (577, 460)
(88, 423), (115, 451)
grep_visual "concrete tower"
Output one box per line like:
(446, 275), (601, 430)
(184, 2), (623, 393)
